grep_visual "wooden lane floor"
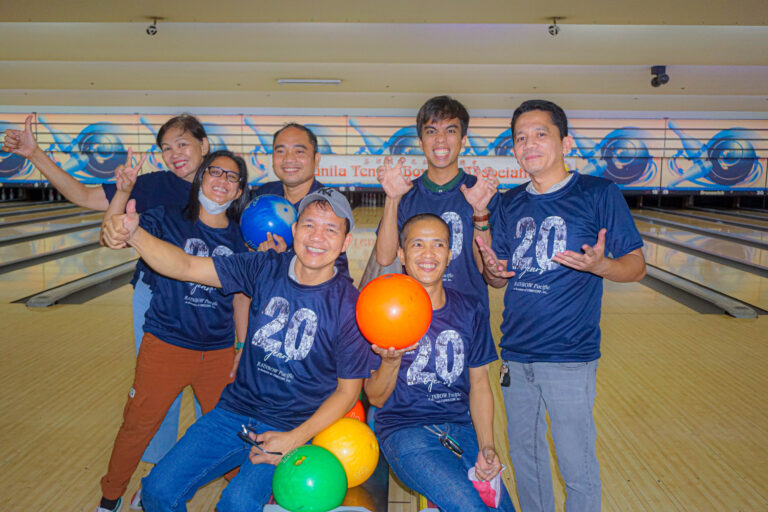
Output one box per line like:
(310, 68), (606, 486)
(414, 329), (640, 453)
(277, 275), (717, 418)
(0, 206), (90, 226)
(0, 246), (137, 302)
(643, 240), (768, 310)
(635, 219), (768, 270)
(634, 209), (768, 245)
(0, 212), (102, 240)
(739, 208), (768, 219)
(0, 201), (70, 214)
(674, 208), (768, 230)
(2, 205), (767, 511)
(0, 228), (100, 267)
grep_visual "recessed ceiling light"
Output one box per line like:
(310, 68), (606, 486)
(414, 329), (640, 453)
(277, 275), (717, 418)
(277, 79), (342, 85)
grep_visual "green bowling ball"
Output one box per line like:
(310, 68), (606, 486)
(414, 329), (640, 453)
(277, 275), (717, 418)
(272, 445), (347, 512)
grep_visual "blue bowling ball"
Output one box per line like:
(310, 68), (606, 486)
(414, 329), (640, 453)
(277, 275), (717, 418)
(240, 194), (297, 250)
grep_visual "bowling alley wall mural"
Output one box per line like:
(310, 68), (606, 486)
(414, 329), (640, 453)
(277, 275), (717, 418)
(1, 112), (766, 194)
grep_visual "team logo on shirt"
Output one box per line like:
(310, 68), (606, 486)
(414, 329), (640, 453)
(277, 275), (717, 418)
(183, 238), (235, 305)
(511, 216), (567, 275)
(406, 330), (465, 390)
(251, 296), (317, 362)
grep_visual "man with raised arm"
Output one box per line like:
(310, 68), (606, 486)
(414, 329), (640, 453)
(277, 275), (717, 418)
(102, 187), (372, 512)
(374, 95), (498, 308)
(478, 100), (646, 512)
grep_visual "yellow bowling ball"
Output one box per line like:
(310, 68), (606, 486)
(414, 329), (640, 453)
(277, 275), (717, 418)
(313, 417), (379, 488)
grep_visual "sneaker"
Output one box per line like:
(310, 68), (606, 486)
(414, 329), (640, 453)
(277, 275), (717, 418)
(95, 497), (122, 512)
(129, 488), (143, 511)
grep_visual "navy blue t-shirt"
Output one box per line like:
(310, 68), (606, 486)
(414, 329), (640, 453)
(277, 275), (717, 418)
(212, 251), (373, 431)
(252, 179), (350, 280)
(396, 171), (496, 309)
(103, 171), (192, 213)
(372, 288), (498, 441)
(103, 171), (193, 287)
(491, 173), (643, 362)
(140, 206), (246, 351)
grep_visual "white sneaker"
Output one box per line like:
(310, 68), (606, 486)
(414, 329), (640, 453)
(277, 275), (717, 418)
(95, 497), (122, 512)
(129, 488), (143, 511)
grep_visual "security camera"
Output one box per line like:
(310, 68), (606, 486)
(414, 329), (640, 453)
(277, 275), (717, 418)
(548, 18), (560, 36)
(146, 18), (158, 36)
(651, 65), (670, 87)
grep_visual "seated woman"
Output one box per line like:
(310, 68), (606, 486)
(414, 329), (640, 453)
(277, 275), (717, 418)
(95, 150), (251, 512)
(365, 213), (516, 511)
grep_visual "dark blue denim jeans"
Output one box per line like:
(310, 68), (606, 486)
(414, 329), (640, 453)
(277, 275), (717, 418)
(381, 422), (516, 511)
(141, 407), (280, 512)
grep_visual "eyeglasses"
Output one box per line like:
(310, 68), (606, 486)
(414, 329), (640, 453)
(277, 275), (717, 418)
(424, 425), (463, 458)
(206, 166), (241, 183)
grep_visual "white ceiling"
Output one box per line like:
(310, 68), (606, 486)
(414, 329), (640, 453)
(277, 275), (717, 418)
(1, 1), (767, 114)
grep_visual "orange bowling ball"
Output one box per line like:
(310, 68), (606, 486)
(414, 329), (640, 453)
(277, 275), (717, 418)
(344, 399), (366, 422)
(313, 418), (380, 488)
(355, 273), (432, 350)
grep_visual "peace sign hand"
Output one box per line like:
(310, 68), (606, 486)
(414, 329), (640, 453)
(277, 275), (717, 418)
(114, 148), (147, 193)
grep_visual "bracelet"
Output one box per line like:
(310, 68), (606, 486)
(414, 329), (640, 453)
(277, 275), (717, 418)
(472, 212), (491, 222)
(473, 223), (490, 231)
(235, 342), (244, 350)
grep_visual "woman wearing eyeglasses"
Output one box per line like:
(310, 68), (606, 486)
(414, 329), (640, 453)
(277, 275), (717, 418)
(3, 115), (213, 473)
(94, 150), (251, 512)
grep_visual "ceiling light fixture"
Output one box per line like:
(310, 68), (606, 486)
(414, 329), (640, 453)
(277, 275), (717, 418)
(277, 79), (342, 85)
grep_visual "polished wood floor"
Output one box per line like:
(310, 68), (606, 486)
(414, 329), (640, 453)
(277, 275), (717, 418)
(1, 205), (767, 511)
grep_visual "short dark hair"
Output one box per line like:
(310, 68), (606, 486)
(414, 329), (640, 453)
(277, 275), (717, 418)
(156, 114), (208, 147)
(511, 100), (568, 139)
(416, 96), (470, 139)
(273, 123), (319, 155)
(185, 150), (250, 223)
(297, 199), (350, 235)
(399, 213), (450, 248)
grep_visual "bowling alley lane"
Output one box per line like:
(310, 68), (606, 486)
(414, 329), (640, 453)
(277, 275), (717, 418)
(642, 240), (768, 311)
(0, 206), (89, 225)
(0, 212), (102, 239)
(661, 209), (768, 230)
(634, 209), (768, 244)
(0, 202), (67, 214)
(738, 208), (768, 219)
(0, 228), (100, 264)
(0, 246), (136, 302)
(634, 220), (768, 270)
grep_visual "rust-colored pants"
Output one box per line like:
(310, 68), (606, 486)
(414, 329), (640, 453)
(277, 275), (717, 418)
(100, 332), (234, 500)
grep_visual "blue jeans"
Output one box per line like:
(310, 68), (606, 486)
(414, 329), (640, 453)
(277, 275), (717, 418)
(502, 360), (600, 512)
(133, 273), (202, 464)
(381, 423), (516, 512)
(141, 407), (280, 512)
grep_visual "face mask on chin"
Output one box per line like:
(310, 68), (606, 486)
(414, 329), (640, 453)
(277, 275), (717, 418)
(198, 189), (234, 215)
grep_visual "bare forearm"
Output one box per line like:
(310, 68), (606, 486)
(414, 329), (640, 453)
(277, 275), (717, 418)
(291, 379), (362, 443)
(597, 250), (646, 282)
(233, 293), (250, 345)
(29, 147), (108, 210)
(364, 360), (401, 407)
(375, 196), (400, 266)
(129, 228), (221, 287)
(469, 367), (496, 450)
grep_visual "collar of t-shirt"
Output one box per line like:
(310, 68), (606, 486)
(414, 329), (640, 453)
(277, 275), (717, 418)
(422, 168), (465, 193)
(526, 172), (574, 195)
(288, 255), (337, 283)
